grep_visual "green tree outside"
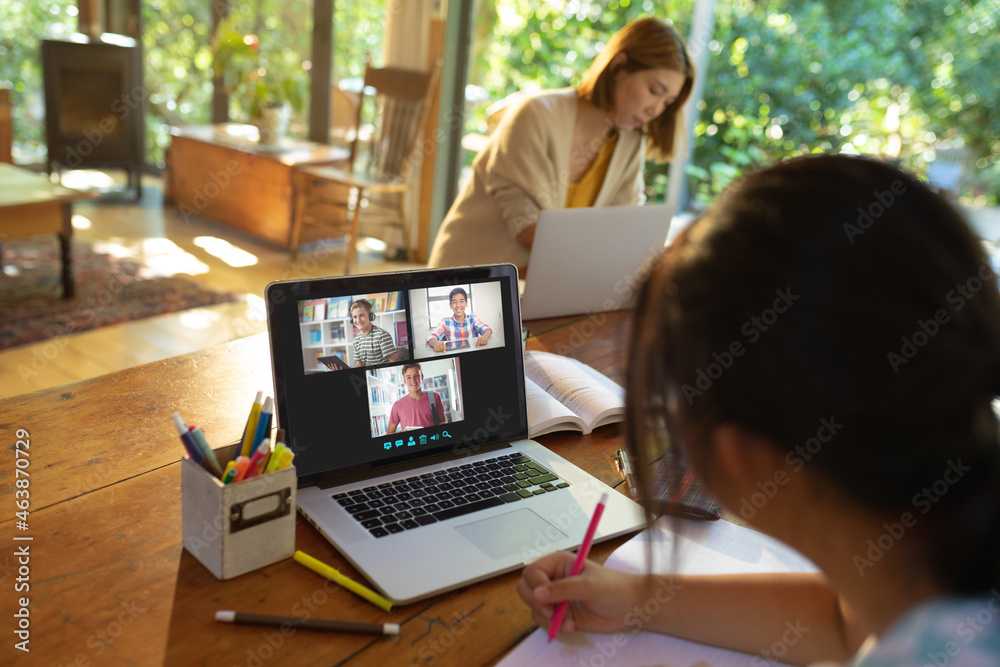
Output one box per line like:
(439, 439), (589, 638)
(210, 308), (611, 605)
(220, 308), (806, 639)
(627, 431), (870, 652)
(1, 0), (384, 167)
(0, 0), (76, 163)
(3, 0), (997, 204)
(469, 0), (1000, 204)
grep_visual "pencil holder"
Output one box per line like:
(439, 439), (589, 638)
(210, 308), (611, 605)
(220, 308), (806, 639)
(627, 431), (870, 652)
(181, 443), (297, 580)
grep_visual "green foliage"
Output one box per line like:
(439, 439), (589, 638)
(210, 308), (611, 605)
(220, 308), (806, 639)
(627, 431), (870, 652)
(0, 0), (76, 161)
(142, 0), (215, 165)
(470, 0), (1000, 204)
(333, 0), (385, 79)
(211, 15), (260, 95)
(1, 0), (373, 167)
(691, 0), (1000, 204)
(203, 2), (310, 126)
(211, 12), (306, 119)
(4, 0), (994, 203)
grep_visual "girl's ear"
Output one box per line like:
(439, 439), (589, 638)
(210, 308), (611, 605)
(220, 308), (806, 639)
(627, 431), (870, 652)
(709, 423), (788, 496)
(609, 51), (628, 72)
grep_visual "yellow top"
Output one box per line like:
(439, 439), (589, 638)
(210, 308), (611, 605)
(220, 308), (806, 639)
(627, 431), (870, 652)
(564, 135), (619, 208)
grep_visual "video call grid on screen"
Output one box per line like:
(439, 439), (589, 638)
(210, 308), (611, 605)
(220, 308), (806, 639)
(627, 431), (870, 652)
(272, 270), (527, 485)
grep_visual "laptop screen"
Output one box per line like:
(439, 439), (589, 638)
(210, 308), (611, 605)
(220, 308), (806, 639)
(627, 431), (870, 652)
(265, 264), (528, 487)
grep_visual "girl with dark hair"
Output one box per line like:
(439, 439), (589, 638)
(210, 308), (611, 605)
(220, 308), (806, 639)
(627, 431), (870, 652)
(428, 17), (695, 273)
(517, 154), (1000, 664)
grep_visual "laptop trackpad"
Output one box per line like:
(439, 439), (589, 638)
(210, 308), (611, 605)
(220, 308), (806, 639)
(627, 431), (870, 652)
(455, 509), (567, 561)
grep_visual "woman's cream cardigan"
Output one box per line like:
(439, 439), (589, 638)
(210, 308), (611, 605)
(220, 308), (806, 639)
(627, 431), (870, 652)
(428, 88), (646, 273)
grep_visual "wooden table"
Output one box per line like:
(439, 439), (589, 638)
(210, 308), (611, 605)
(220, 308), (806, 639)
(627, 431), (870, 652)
(0, 163), (94, 298)
(164, 124), (349, 248)
(0, 311), (634, 665)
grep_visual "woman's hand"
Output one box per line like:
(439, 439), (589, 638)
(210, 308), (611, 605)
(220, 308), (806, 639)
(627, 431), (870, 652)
(516, 551), (645, 636)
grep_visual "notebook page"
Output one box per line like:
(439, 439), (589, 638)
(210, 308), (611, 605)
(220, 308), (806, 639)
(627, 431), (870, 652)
(498, 625), (786, 667)
(496, 517), (818, 667)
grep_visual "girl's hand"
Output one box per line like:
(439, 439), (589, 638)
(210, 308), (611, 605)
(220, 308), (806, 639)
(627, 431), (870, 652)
(516, 551), (645, 636)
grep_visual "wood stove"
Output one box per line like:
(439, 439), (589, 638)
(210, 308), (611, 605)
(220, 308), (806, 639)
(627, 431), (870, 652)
(41, 33), (144, 198)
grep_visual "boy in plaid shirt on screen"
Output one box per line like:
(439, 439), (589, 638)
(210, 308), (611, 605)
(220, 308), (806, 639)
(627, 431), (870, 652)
(426, 287), (492, 352)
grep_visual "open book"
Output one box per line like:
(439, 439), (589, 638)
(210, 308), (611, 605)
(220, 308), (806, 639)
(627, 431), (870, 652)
(523, 350), (625, 437)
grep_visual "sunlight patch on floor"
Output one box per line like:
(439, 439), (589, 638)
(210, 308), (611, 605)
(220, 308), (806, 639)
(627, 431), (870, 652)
(177, 295), (268, 333)
(193, 236), (258, 267)
(360, 237), (388, 252)
(246, 294), (267, 320)
(177, 308), (222, 329)
(60, 170), (117, 190)
(90, 237), (210, 277)
(71, 214), (92, 230)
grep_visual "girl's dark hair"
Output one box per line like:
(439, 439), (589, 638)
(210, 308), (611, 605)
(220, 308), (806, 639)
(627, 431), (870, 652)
(627, 154), (1000, 593)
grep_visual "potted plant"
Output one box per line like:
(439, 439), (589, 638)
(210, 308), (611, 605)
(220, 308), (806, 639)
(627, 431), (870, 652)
(212, 15), (306, 144)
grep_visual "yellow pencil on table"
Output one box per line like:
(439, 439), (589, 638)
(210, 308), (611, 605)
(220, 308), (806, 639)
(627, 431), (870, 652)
(293, 550), (394, 612)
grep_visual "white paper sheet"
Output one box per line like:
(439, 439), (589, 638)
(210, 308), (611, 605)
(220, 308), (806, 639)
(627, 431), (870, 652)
(496, 516), (818, 667)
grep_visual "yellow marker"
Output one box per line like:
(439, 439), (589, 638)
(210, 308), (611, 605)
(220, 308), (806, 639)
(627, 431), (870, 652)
(274, 448), (295, 470)
(293, 550), (394, 612)
(264, 444), (287, 474)
(240, 390), (264, 457)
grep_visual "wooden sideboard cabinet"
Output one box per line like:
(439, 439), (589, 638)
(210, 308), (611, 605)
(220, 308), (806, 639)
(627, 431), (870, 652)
(164, 124), (348, 248)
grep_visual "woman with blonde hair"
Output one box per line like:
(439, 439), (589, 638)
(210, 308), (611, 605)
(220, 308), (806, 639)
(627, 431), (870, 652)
(428, 17), (694, 273)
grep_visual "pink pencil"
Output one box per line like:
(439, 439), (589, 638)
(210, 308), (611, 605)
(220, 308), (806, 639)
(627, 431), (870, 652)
(547, 492), (608, 643)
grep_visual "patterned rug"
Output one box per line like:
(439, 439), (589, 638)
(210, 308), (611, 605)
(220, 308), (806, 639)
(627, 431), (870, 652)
(0, 238), (243, 351)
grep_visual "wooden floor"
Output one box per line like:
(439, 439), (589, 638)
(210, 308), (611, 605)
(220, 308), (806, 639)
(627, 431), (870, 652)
(0, 172), (421, 400)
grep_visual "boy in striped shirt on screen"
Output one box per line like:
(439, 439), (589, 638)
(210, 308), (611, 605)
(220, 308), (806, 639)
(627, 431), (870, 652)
(351, 299), (400, 367)
(427, 288), (493, 352)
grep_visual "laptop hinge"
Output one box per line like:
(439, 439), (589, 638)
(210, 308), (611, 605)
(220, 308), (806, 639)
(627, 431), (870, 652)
(313, 441), (514, 490)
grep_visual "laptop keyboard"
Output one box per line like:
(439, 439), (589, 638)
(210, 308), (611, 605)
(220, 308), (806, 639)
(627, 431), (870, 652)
(333, 453), (570, 538)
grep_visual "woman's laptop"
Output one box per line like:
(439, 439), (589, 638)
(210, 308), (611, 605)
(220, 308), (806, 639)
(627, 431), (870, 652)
(520, 203), (674, 320)
(266, 264), (644, 604)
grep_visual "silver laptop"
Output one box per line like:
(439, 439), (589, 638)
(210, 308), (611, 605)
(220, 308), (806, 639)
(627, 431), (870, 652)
(265, 264), (644, 604)
(520, 204), (674, 320)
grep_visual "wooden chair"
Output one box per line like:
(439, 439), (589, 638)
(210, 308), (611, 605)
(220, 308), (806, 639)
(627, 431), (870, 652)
(330, 86), (361, 150)
(291, 59), (442, 273)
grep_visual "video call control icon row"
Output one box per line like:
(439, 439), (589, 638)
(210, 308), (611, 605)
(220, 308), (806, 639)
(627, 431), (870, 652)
(383, 431), (453, 450)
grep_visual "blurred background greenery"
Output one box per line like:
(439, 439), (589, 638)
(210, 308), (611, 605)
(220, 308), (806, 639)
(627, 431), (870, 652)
(2, 0), (997, 205)
(466, 0), (999, 205)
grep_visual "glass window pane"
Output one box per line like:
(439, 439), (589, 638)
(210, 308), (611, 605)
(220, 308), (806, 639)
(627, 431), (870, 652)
(142, 0), (214, 166)
(0, 1), (78, 163)
(207, 1), (311, 135)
